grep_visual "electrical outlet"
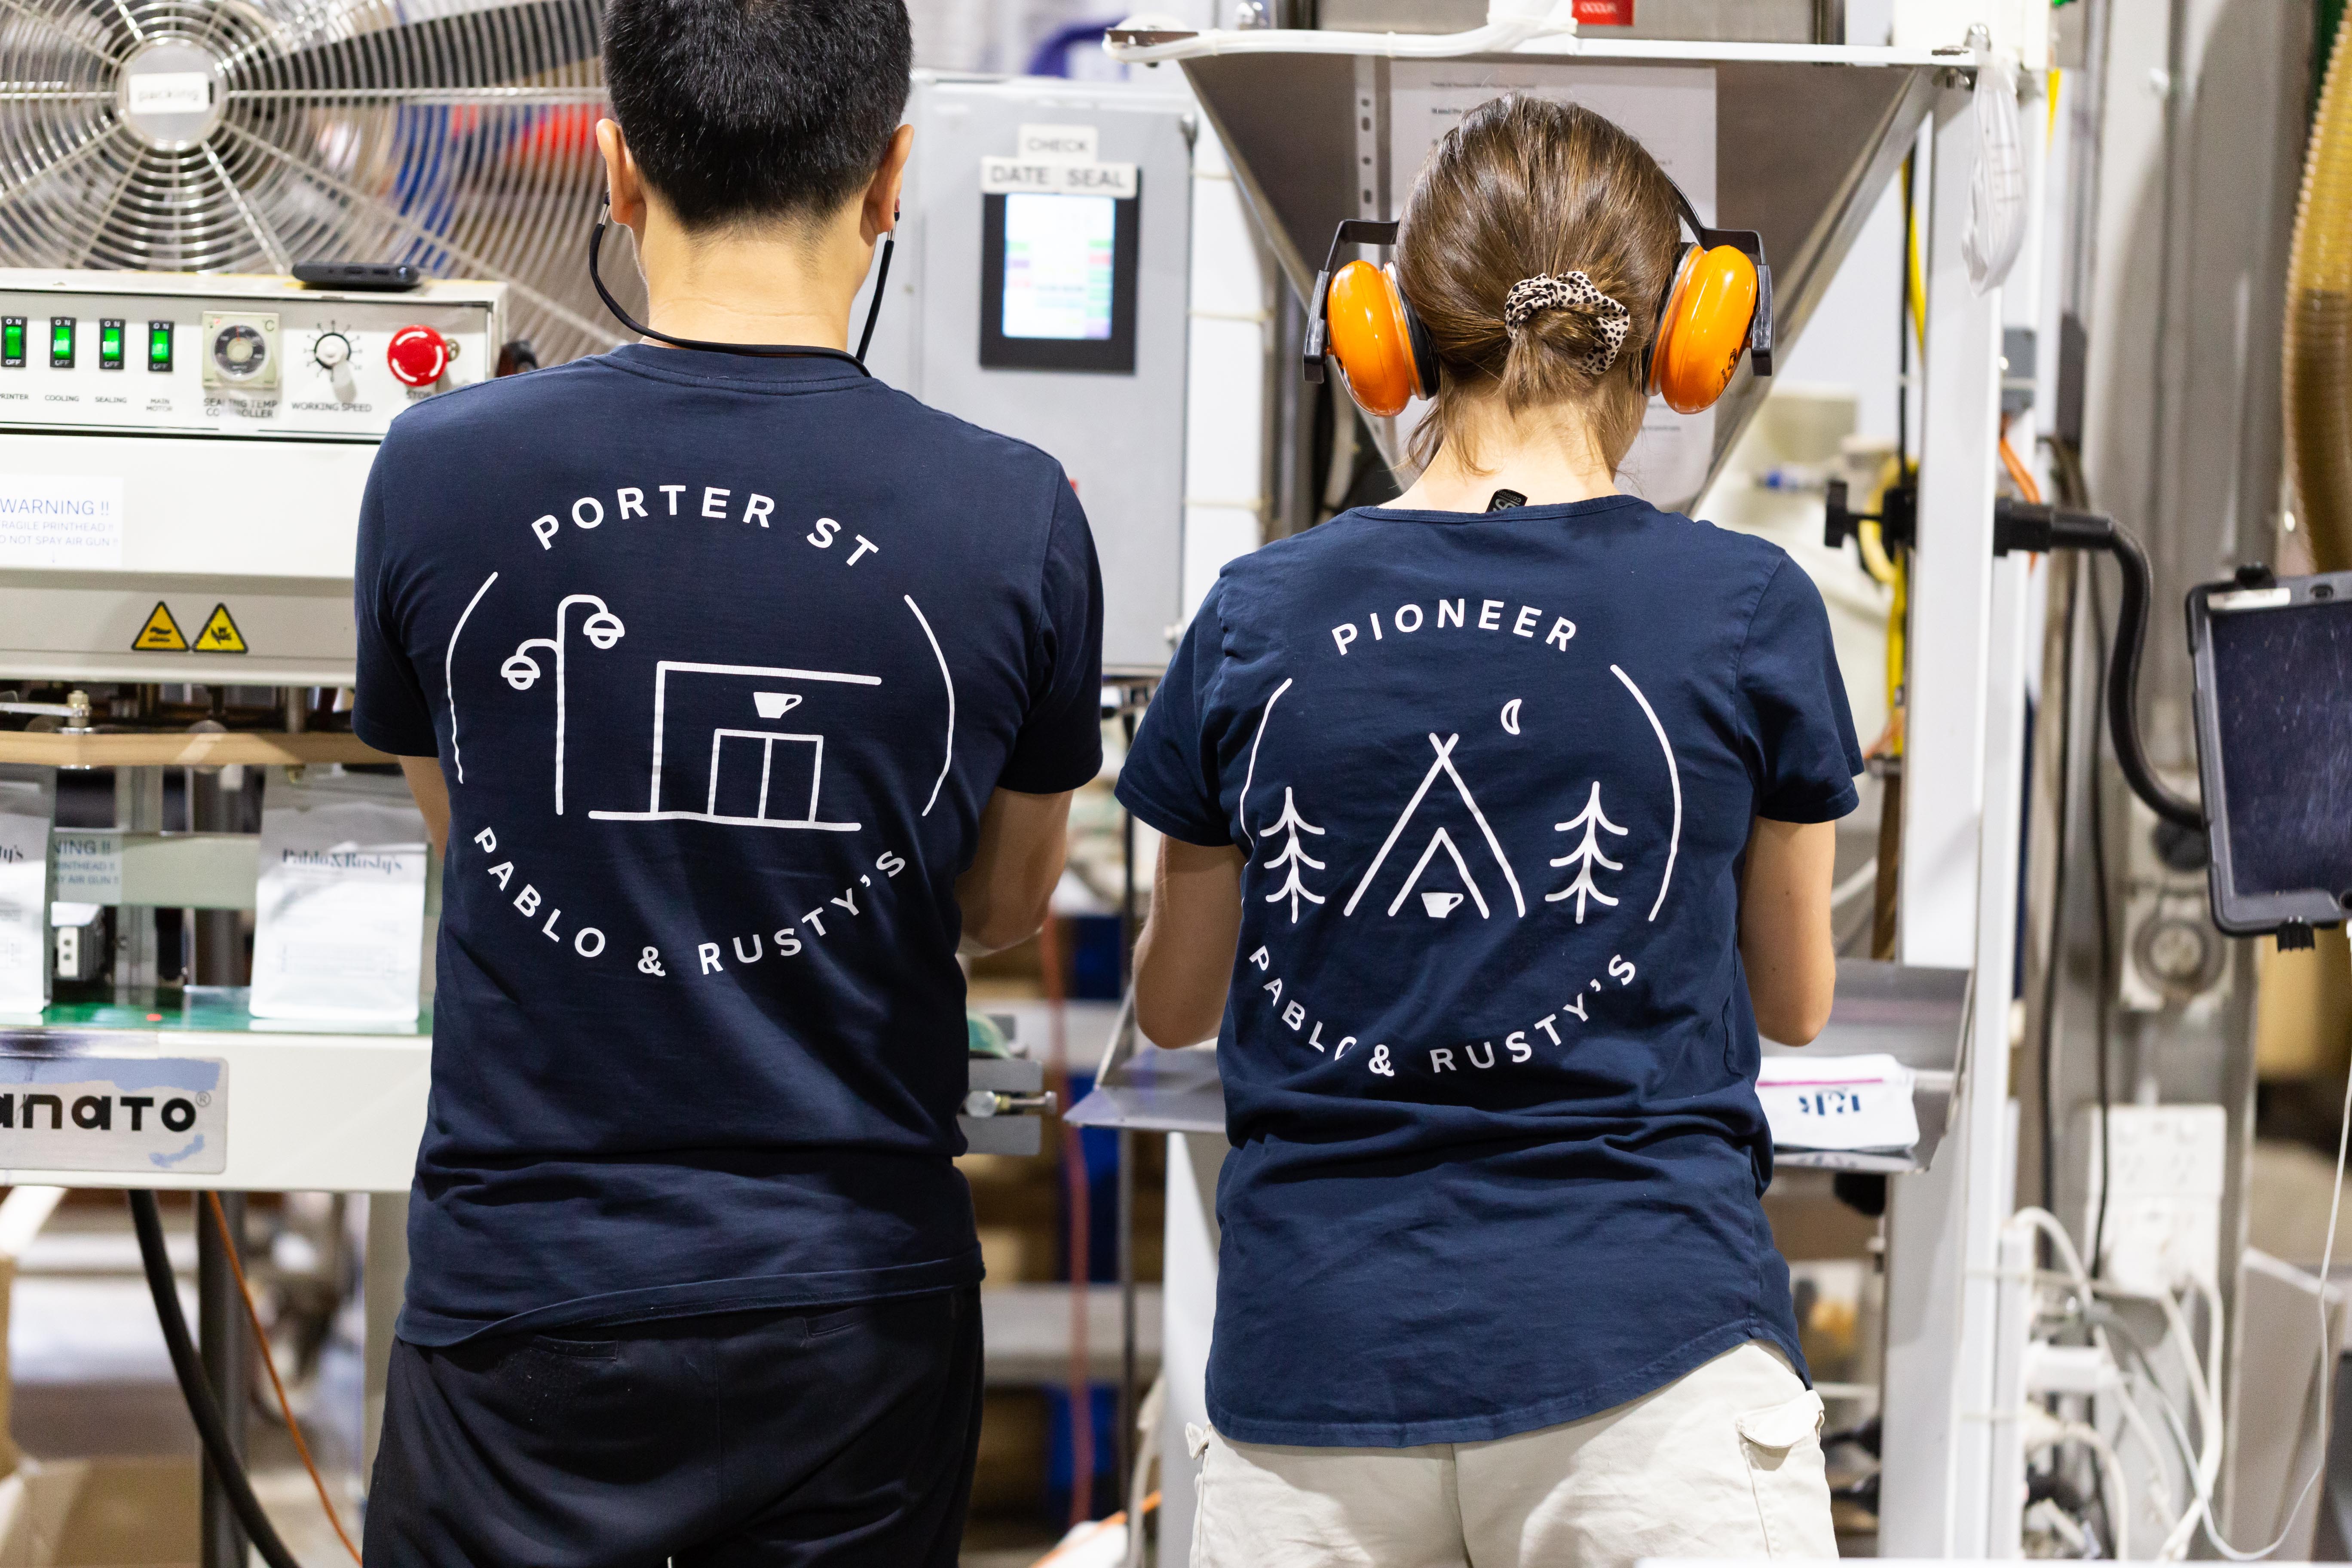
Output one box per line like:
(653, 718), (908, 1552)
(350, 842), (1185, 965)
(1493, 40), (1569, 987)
(2075, 1103), (2226, 1295)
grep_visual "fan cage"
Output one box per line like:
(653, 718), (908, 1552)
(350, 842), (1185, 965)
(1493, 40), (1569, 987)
(0, 0), (636, 366)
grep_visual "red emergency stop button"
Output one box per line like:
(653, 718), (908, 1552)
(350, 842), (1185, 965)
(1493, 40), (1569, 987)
(386, 325), (450, 387)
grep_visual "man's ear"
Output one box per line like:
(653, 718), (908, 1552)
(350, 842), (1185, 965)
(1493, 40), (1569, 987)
(861, 124), (915, 245)
(596, 119), (647, 233)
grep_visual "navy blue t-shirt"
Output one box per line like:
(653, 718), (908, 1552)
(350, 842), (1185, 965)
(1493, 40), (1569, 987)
(1116, 494), (1860, 1446)
(355, 345), (1102, 1345)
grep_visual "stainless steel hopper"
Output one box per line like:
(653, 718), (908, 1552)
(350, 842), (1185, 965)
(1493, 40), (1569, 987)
(1173, 42), (1960, 507)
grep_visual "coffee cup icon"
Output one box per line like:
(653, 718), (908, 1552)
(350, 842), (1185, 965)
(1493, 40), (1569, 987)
(1421, 891), (1465, 919)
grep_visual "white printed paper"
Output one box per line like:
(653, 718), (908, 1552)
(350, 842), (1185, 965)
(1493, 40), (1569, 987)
(0, 784), (51, 1015)
(0, 475), (124, 568)
(51, 830), (122, 903)
(1755, 1053), (1920, 1154)
(249, 774), (427, 1023)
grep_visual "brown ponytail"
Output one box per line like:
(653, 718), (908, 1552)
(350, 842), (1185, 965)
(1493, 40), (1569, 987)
(1395, 95), (1681, 473)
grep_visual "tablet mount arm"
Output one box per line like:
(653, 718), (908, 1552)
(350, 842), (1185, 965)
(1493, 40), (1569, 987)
(1992, 500), (2206, 833)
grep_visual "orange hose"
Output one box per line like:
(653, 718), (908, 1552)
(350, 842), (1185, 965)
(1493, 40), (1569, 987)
(1999, 430), (2043, 507)
(205, 1193), (363, 1565)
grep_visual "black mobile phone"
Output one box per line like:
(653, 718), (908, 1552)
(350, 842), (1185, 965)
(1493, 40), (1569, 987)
(291, 261), (423, 292)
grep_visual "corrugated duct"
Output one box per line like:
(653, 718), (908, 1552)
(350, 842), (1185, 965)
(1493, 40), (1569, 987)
(2286, 5), (2352, 571)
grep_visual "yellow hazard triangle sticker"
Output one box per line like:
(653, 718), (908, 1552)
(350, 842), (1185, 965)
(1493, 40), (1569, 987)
(194, 603), (248, 654)
(132, 602), (187, 652)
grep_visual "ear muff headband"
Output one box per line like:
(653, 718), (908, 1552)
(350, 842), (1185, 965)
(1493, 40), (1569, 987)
(1303, 185), (1773, 419)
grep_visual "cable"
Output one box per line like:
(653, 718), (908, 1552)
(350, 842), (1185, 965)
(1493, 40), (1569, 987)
(2086, 564), (2115, 1281)
(126, 1192), (304, 1568)
(205, 1192), (363, 1564)
(2198, 942), (2352, 1560)
(2040, 557), (2082, 1216)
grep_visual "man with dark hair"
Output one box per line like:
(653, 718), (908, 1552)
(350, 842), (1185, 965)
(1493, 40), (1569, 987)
(352, 1), (1102, 1560)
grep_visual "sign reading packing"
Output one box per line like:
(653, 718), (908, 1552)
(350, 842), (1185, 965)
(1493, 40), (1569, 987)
(0, 1055), (227, 1174)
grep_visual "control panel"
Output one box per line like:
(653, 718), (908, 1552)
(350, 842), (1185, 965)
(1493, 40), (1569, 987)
(0, 270), (505, 441)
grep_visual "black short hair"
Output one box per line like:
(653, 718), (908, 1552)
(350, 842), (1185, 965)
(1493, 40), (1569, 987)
(603, 0), (912, 232)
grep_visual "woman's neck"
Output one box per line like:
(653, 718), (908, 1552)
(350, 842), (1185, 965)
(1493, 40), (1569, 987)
(1382, 392), (1620, 512)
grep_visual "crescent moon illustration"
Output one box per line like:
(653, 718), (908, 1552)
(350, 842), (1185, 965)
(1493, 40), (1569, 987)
(1500, 698), (1523, 735)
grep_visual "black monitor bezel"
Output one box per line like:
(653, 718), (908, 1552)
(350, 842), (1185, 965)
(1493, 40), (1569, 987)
(979, 185), (1141, 375)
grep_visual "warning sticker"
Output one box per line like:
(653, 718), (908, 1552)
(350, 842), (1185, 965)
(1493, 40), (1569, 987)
(132, 602), (187, 652)
(194, 603), (247, 654)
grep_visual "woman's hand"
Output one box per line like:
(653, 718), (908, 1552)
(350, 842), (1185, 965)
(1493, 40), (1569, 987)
(1133, 836), (1247, 1048)
(1737, 816), (1839, 1044)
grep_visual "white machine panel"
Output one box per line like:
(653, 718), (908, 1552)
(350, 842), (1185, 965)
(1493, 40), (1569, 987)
(0, 271), (505, 683)
(0, 270), (503, 440)
(858, 77), (1194, 676)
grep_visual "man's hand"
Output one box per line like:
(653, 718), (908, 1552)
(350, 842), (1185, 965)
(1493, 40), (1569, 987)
(957, 787), (1074, 956)
(400, 756), (450, 860)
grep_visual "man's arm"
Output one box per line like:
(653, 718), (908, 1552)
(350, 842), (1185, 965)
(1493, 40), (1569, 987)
(1132, 836), (1246, 1048)
(400, 756), (450, 861)
(957, 787), (1074, 956)
(1738, 815), (1839, 1044)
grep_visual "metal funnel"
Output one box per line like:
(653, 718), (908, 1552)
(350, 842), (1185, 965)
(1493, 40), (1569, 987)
(1180, 45), (1951, 508)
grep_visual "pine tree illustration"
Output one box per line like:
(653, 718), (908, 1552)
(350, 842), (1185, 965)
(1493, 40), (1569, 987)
(1544, 780), (1627, 924)
(1259, 787), (1328, 922)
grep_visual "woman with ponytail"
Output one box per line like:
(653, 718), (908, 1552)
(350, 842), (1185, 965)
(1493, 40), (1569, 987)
(1118, 96), (1857, 1565)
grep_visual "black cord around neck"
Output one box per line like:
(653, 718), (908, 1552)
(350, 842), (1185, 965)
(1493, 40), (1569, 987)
(587, 202), (889, 371)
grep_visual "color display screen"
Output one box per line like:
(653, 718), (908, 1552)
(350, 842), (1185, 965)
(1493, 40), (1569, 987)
(1000, 193), (1116, 341)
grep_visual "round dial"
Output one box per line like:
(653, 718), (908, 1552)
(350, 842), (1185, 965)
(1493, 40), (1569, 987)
(210, 323), (269, 379)
(386, 325), (450, 387)
(312, 331), (351, 370)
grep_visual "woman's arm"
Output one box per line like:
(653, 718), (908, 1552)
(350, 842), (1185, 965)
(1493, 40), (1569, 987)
(1738, 816), (1839, 1044)
(1133, 836), (1247, 1048)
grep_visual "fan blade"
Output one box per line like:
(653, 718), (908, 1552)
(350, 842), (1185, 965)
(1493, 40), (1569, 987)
(233, 0), (599, 95)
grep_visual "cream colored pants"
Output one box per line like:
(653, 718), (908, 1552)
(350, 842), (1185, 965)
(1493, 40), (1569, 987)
(1188, 1341), (1835, 1568)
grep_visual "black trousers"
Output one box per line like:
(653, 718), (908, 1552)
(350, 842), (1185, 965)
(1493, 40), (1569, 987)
(364, 1289), (984, 1567)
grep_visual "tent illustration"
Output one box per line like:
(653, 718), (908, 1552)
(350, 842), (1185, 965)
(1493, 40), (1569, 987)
(1342, 733), (1527, 921)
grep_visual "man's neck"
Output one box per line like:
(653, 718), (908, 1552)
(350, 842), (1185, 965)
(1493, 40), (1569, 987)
(635, 215), (867, 352)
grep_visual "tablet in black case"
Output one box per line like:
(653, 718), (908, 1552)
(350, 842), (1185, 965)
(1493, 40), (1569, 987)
(2188, 568), (2352, 935)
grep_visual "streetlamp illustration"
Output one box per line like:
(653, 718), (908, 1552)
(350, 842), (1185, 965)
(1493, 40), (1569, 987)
(503, 594), (626, 815)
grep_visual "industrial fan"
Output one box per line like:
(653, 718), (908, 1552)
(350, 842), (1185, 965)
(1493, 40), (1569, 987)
(0, 0), (627, 364)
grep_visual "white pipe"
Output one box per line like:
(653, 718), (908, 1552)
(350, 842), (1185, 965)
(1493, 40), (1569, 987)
(1104, 0), (1575, 64)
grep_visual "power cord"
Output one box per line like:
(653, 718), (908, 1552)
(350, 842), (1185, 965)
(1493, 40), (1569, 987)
(126, 1191), (304, 1568)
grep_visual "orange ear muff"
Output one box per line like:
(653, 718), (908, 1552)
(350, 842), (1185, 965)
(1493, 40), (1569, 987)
(1648, 242), (1759, 415)
(1326, 260), (1434, 419)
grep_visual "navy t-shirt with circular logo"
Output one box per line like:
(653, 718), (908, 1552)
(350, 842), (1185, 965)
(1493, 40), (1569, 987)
(1116, 494), (1861, 1447)
(354, 344), (1102, 1345)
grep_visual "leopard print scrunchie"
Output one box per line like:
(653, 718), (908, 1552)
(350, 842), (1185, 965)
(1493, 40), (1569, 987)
(1502, 271), (1631, 374)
